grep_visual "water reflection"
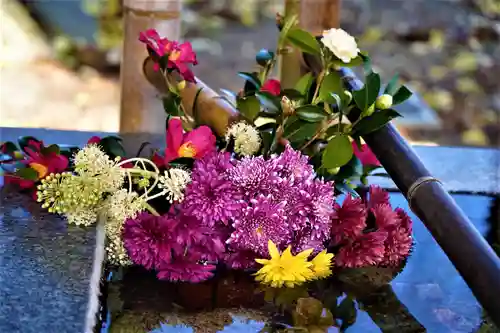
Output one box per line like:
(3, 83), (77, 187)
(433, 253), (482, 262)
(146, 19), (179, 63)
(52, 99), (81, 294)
(102, 194), (496, 333)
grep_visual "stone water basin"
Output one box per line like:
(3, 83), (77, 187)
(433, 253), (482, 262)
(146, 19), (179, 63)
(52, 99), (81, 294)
(102, 194), (499, 333)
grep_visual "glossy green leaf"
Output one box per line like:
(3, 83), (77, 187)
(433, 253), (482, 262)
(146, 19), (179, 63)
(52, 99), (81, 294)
(256, 92), (281, 113)
(41, 144), (60, 155)
(0, 141), (18, 155)
(15, 167), (39, 181)
(285, 121), (318, 143)
(352, 72), (381, 112)
(238, 72), (261, 89)
(281, 88), (304, 100)
(361, 53), (372, 74)
(384, 74), (400, 95)
(162, 94), (181, 116)
(286, 28), (321, 55)
(335, 155), (363, 180)
(325, 123), (350, 138)
(335, 182), (360, 198)
(295, 72), (314, 97)
(237, 95), (261, 121)
(392, 86), (413, 105)
(318, 71), (343, 103)
(100, 136), (126, 158)
(322, 135), (353, 169)
(352, 109), (402, 136)
(296, 105), (327, 123)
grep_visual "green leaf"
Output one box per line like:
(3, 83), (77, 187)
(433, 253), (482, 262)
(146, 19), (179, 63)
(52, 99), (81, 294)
(360, 53), (372, 74)
(285, 121), (319, 143)
(318, 71), (343, 103)
(238, 72), (261, 89)
(295, 105), (327, 123)
(384, 74), (400, 95)
(100, 136), (126, 158)
(322, 135), (353, 169)
(334, 155), (363, 181)
(333, 55), (363, 68)
(255, 92), (281, 113)
(295, 72), (314, 97)
(162, 94), (181, 117)
(41, 144), (60, 155)
(256, 49), (274, 66)
(392, 86), (413, 105)
(260, 129), (273, 156)
(325, 123), (350, 138)
(286, 28), (321, 55)
(352, 109), (402, 136)
(0, 141), (18, 155)
(352, 72), (381, 111)
(281, 88), (304, 100)
(237, 95), (261, 121)
(335, 182), (360, 198)
(363, 164), (382, 175)
(15, 167), (39, 181)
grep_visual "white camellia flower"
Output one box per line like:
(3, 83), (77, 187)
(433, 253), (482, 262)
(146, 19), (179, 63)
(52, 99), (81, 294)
(321, 28), (360, 63)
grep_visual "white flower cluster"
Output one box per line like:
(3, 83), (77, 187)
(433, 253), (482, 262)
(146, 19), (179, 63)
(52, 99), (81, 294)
(225, 122), (261, 156)
(321, 28), (360, 63)
(158, 168), (191, 203)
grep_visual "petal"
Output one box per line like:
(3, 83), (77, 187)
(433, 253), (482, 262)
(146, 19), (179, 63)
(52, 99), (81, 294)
(165, 118), (184, 162)
(296, 248), (314, 260)
(267, 239), (280, 259)
(184, 126), (216, 157)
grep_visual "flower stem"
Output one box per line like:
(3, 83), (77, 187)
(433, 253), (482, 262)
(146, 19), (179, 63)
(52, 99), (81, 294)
(143, 202), (160, 216)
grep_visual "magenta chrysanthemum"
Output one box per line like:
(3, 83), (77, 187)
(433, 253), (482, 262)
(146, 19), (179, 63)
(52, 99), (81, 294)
(335, 231), (388, 268)
(372, 203), (400, 228)
(157, 259), (216, 283)
(224, 250), (258, 269)
(227, 194), (291, 256)
(122, 212), (179, 270)
(181, 151), (244, 226)
(270, 144), (314, 181)
(330, 195), (367, 246)
(380, 208), (413, 266)
(227, 156), (279, 195)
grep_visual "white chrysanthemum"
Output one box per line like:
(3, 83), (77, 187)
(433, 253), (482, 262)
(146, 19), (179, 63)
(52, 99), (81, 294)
(158, 168), (191, 203)
(73, 144), (124, 192)
(65, 208), (98, 226)
(106, 237), (132, 266)
(225, 122), (261, 156)
(103, 189), (144, 239)
(321, 28), (360, 63)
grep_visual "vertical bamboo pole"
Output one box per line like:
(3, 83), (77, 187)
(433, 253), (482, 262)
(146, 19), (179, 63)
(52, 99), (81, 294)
(119, 0), (181, 134)
(279, 0), (341, 88)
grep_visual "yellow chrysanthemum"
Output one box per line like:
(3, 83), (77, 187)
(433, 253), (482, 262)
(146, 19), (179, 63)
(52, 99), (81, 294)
(310, 250), (334, 279)
(254, 240), (314, 288)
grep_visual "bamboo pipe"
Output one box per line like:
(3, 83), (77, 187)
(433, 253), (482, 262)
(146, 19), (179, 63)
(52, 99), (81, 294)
(119, 0), (182, 134)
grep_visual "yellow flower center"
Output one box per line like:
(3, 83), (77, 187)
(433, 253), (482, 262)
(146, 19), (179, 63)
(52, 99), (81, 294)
(169, 50), (181, 61)
(178, 142), (197, 158)
(29, 162), (48, 179)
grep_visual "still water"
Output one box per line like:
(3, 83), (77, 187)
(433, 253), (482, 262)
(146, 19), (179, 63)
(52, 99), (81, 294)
(102, 194), (498, 333)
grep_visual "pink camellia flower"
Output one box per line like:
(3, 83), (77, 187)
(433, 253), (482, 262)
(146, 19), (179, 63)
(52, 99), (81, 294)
(155, 118), (216, 167)
(260, 79), (281, 96)
(352, 142), (380, 167)
(139, 29), (198, 82)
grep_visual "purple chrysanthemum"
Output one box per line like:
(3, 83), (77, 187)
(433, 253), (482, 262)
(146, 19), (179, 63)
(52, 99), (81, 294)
(270, 144), (315, 181)
(330, 194), (367, 246)
(227, 194), (291, 256)
(380, 208), (413, 266)
(224, 250), (259, 269)
(157, 259), (216, 282)
(227, 156), (279, 196)
(181, 151), (244, 226)
(122, 212), (179, 270)
(335, 231), (388, 268)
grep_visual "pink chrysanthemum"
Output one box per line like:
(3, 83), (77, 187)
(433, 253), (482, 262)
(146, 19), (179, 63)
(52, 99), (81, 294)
(335, 231), (388, 268)
(330, 195), (367, 246)
(227, 156), (279, 196)
(157, 259), (216, 283)
(381, 208), (413, 266)
(227, 194), (291, 256)
(181, 152), (244, 226)
(122, 212), (179, 270)
(270, 145), (314, 181)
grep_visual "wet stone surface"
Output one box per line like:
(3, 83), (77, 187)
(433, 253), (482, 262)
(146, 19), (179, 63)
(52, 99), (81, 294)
(0, 186), (102, 333)
(104, 194), (497, 333)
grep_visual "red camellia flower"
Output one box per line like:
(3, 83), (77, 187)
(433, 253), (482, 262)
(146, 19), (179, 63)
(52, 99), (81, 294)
(87, 136), (101, 145)
(153, 118), (216, 167)
(4, 140), (68, 189)
(260, 79), (281, 96)
(139, 29), (198, 82)
(352, 142), (380, 166)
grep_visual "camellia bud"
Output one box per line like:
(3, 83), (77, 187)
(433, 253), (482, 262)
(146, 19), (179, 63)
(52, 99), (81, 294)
(176, 80), (186, 91)
(281, 96), (295, 116)
(375, 94), (393, 110)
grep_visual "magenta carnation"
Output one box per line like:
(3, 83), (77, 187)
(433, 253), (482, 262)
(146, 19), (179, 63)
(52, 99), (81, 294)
(181, 151), (244, 226)
(122, 212), (179, 270)
(381, 208), (413, 266)
(335, 231), (388, 268)
(227, 194), (291, 256)
(330, 195), (367, 246)
(372, 203), (400, 229)
(157, 259), (216, 283)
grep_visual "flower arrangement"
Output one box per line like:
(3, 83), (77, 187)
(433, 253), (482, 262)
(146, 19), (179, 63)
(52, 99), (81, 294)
(1, 15), (414, 289)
